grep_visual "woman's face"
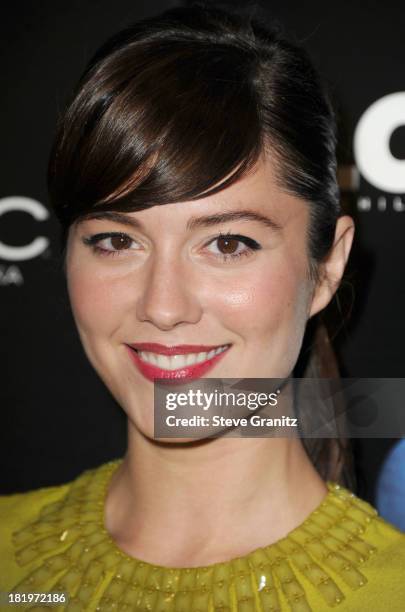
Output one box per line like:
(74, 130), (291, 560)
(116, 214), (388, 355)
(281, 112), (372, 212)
(66, 156), (320, 438)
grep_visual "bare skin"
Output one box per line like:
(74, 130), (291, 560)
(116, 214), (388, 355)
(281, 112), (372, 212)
(66, 154), (354, 567)
(104, 434), (328, 567)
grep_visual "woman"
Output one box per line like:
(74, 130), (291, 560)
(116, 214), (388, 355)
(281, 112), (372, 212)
(1, 4), (404, 611)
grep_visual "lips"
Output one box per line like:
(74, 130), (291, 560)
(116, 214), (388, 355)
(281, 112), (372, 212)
(126, 342), (231, 382)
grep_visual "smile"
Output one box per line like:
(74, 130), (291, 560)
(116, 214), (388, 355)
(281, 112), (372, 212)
(126, 343), (231, 382)
(137, 345), (227, 369)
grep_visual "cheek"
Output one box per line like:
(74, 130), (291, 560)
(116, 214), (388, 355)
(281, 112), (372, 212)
(208, 258), (310, 341)
(66, 257), (132, 341)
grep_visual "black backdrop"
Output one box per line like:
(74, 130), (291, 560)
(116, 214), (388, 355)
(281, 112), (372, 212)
(1, 0), (404, 502)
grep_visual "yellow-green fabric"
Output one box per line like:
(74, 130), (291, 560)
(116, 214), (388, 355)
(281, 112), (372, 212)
(1, 458), (404, 611)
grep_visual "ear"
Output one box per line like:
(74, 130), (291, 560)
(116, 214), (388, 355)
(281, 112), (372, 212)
(309, 215), (355, 318)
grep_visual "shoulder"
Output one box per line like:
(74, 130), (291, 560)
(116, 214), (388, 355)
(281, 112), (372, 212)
(299, 482), (405, 610)
(340, 482), (405, 563)
(0, 482), (69, 523)
(354, 515), (405, 610)
(337, 489), (405, 610)
(365, 510), (405, 568)
(0, 459), (120, 596)
(0, 482), (70, 593)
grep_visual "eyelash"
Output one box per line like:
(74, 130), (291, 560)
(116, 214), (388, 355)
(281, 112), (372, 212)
(82, 231), (262, 262)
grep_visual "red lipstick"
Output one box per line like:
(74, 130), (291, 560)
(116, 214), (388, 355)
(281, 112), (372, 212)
(126, 343), (231, 382)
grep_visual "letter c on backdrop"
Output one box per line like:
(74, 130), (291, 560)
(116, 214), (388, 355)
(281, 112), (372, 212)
(0, 196), (50, 261)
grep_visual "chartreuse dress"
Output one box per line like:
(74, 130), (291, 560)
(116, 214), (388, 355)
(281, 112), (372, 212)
(1, 458), (404, 611)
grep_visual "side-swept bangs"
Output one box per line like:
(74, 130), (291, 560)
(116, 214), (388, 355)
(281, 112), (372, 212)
(48, 37), (264, 237)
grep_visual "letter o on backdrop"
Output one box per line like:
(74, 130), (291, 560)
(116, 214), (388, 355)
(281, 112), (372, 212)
(354, 92), (405, 193)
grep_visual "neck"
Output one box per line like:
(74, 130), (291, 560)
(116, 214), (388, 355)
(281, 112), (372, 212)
(105, 426), (328, 567)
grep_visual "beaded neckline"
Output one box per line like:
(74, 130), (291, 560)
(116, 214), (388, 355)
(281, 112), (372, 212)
(11, 458), (380, 611)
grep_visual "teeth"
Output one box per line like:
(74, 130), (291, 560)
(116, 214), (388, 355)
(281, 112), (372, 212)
(137, 345), (228, 370)
(186, 353), (195, 366)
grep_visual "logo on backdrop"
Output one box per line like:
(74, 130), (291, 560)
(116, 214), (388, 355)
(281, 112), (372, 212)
(352, 91), (405, 212)
(0, 196), (50, 286)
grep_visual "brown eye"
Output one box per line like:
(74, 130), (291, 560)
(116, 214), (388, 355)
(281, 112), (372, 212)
(110, 235), (133, 250)
(83, 232), (140, 256)
(205, 233), (261, 262)
(216, 236), (240, 254)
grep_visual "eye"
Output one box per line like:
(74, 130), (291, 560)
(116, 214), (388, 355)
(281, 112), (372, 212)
(205, 232), (261, 262)
(82, 232), (139, 256)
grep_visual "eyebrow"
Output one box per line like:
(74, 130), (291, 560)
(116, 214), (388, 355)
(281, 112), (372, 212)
(80, 209), (282, 232)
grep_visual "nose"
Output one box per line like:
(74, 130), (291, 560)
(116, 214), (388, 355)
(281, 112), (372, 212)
(136, 251), (203, 331)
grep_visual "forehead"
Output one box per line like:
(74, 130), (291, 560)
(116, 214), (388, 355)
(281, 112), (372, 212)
(68, 153), (309, 244)
(95, 155), (309, 231)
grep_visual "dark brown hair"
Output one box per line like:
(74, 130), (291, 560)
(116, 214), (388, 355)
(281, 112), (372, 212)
(47, 3), (354, 487)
